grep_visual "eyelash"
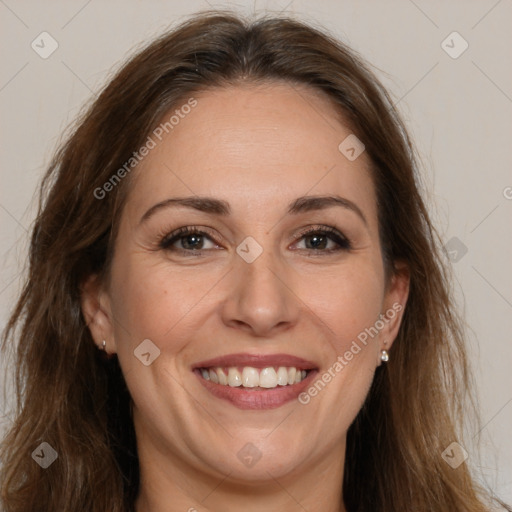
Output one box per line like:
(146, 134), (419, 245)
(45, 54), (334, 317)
(158, 225), (352, 256)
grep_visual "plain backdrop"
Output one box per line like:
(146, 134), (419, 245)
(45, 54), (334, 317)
(1, 0), (511, 504)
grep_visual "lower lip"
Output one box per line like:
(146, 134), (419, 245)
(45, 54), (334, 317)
(193, 369), (318, 410)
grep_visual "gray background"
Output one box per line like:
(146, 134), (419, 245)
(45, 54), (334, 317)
(1, 0), (511, 503)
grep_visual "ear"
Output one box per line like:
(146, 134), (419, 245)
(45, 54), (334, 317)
(379, 260), (410, 353)
(80, 273), (117, 355)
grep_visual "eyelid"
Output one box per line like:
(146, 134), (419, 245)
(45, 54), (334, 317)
(159, 225), (222, 250)
(289, 224), (351, 251)
(292, 224), (348, 241)
(159, 223), (351, 254)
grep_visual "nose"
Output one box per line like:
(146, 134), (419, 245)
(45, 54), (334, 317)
(220, 247), (300, 338)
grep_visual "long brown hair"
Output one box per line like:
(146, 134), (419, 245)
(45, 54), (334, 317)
(1, 10), (509, 512)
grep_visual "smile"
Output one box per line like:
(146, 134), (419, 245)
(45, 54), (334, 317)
(192, 353), (319, 410)
(198, 366), (310, 388)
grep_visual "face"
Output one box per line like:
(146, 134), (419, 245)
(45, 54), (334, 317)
(83, 82), (408, 488)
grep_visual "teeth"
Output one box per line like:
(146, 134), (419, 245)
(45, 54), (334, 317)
(200, 366), (309, 389)
(259, 367), (277, 388)
(209, 368), (219, 384)
(277, 367), (288, 386)
(227, 368), (242, 387)
(217, 368), (228, 385)
(242, 367), (259, 387)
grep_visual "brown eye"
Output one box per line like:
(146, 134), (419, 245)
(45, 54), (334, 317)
(160, 227), (219, 253)
(294, 226), (351, 252)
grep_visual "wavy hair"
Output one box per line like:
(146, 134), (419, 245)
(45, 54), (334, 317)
(1, 10), (510, 512)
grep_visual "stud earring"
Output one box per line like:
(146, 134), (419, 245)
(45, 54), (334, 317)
(99, 340), (106, 351)
(380, 349), (389, 362)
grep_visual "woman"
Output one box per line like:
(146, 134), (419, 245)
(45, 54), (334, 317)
(1, 10), (509, 512)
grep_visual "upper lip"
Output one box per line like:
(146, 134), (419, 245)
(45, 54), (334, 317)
(192, 353), (318, 370)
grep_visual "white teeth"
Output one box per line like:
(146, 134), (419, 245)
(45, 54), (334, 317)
(216, 368), (228, 385)
(200, 366), (310, 388)
(227, 368), (242, 387)
(259, 367), (278, 388)
(277, 367), (289, 386)
(209, 368), (219, 384)
(242, 367), (259, 387)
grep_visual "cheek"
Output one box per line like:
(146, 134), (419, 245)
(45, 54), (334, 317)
(109, 252), (229, 361)
(301, 263), (384, 347)
(108, 260), (203, 410)
(109, 256), (193, 352)
(294, 265), (384, 434)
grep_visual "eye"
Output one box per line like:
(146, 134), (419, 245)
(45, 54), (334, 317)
(159, 226), (220, 254)
(159, 224), (351, 256)
(292, 225), (351, 253)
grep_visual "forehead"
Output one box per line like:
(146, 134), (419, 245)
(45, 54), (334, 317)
(125, 82), (377, 225)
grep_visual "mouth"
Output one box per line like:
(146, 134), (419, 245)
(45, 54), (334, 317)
(192, 353), (319, 410)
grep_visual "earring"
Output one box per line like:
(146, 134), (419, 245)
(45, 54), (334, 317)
(380, 349), (389, 362)
(99, 340), (106, 351)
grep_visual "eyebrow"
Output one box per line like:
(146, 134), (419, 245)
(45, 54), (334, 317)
(139, 194), (367, 226)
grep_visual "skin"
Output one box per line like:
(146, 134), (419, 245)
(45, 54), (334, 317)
(82, 82), (409, 512)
